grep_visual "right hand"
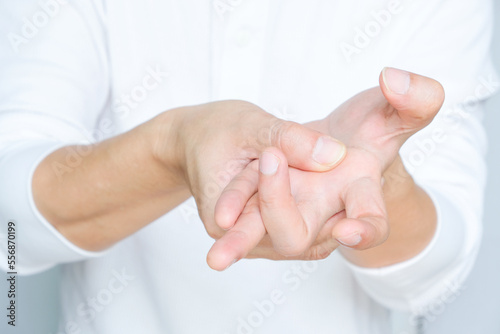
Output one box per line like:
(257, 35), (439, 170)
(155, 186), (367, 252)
(153, 100), (346, 248)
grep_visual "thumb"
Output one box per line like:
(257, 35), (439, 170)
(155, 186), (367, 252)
(268, 121), (346, 172)
(379, 67), (445, 133)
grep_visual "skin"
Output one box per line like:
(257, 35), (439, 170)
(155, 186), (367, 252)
(208, 68), (444, 270)
(32, 68), (444, 273)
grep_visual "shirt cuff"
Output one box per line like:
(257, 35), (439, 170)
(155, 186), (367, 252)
(0, 141), (106, 275)
(342, 186), (478, 312)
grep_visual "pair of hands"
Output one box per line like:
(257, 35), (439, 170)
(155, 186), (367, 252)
(167, 68), (444, 270)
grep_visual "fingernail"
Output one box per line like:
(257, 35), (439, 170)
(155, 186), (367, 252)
(313, 136), (346, 166)
(383, 67), (410, 95)
(260, 152), (280, 175)
(224, 259), (237, 270)
(337, 233), (362, 247)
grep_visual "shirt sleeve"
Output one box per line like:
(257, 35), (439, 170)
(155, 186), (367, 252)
(0, 0), (110, 274)
(343, 0), (498, 312)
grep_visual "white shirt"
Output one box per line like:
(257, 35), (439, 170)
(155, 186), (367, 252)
(0, 0), (497, 333)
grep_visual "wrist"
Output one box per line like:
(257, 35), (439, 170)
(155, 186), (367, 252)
(382, 156), (415, 201)
(148, 107), (189, 187)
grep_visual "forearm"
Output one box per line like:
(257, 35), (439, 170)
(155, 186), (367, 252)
(339, 156), (437, 267)
(32, 110), (190, 251)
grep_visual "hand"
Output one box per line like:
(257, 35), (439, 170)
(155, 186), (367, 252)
(208, 68), (445, 270)
(154, 100), (346, 244)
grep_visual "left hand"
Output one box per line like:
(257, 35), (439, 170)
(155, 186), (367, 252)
(207, 68), (445, 270)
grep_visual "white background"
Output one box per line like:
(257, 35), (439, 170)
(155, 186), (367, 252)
(1, 2), (499, 333)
